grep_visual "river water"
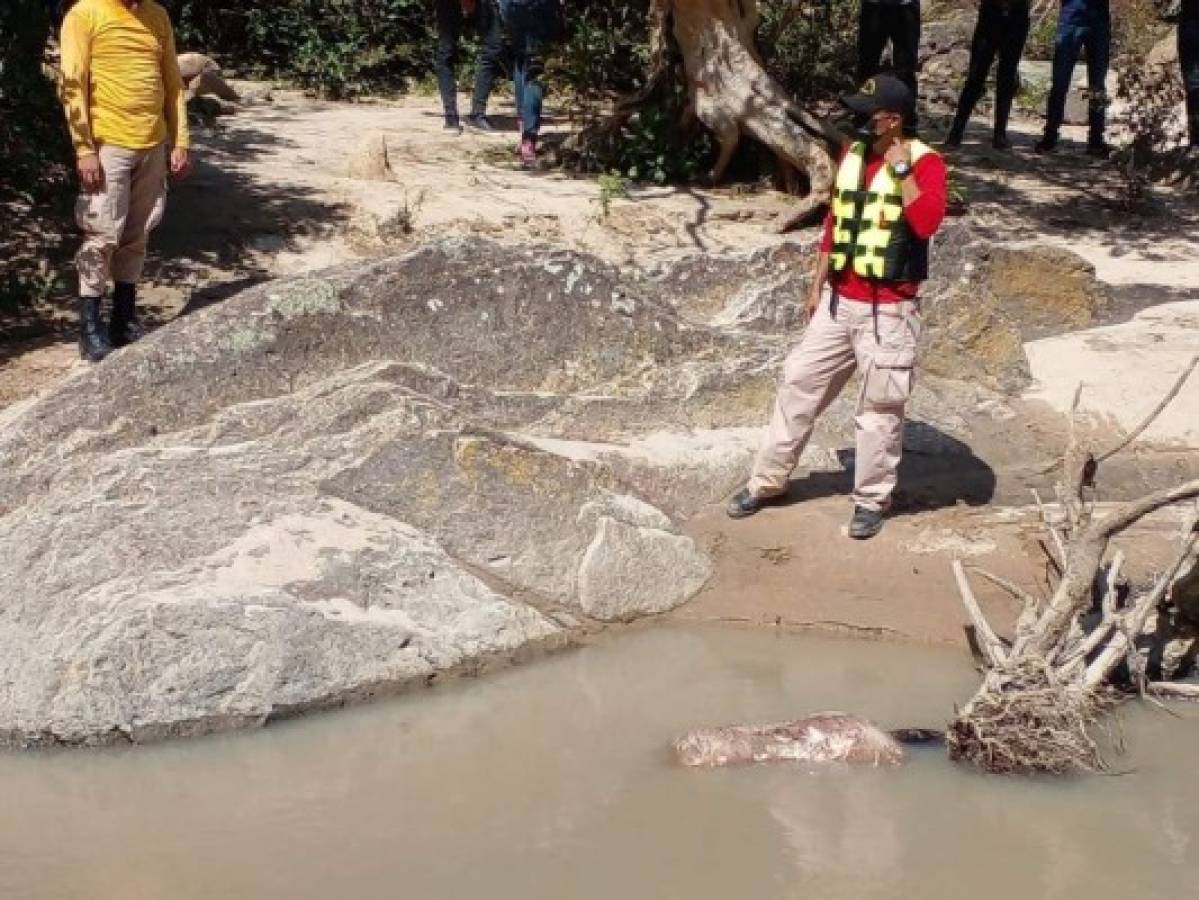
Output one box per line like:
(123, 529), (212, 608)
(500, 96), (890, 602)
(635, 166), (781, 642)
(1, 626), (1196, 899)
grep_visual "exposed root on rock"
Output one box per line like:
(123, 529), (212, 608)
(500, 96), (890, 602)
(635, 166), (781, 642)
(947, 660), (1120, 775)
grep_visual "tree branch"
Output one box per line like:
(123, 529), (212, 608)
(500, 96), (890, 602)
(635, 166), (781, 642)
(953, 560), (1008, 668)
(1084, 515), (1198, 688)
(1096, 355), (1198, 464)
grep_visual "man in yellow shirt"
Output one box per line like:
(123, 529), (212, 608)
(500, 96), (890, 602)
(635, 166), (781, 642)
(59, 0), (192, 362)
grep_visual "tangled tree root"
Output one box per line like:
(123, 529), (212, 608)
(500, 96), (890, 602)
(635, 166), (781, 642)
(947, 661), (1119, 775)
(950, 357), (1199, 775)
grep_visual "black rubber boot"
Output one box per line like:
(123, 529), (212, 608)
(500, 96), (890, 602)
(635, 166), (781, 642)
(109, 282), (146, 349)
(79, 296), (113, 363)
(848, 506), (884, 540)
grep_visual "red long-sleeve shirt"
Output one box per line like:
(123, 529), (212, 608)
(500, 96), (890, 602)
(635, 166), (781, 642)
(819, 148), (948, 302)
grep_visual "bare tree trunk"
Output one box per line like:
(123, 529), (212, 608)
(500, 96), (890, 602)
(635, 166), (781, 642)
(660, 0), (838, 228)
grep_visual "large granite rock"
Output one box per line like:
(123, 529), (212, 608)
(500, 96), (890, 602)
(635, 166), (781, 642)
(0, 230), (1104, 748)
(0, 240), (769, 747)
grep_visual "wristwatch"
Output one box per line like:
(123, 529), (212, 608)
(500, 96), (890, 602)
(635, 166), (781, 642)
(890, 159), (913, 179)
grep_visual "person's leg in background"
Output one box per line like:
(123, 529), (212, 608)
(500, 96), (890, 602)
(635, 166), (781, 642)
(889, 0), (922, 131)
(992, 2), (1031, 148)
(109, 143), (167, 348)
(505, 0), (556, 167)
(1083, 15), (1112, 154)
(1037, 20), (1084, 151)
(435, 0), (464, 130)
(1182, 8), (1199, 148)
(466, 0), (505, 129)
(945, 4), (1001, 146)
(857, 1), (889, 83)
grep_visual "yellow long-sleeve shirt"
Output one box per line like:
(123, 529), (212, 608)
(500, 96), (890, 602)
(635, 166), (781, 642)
(59, 0), (190, 158)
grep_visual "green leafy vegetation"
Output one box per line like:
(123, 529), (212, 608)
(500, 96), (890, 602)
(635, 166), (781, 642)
(1, 2), (74, 312)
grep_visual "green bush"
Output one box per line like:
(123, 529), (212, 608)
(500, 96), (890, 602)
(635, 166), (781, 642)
(759, 0), (860, 104)
(170, 0), (436, 98)
(1, 2), (75, 312)
(546, 0), (652, 99)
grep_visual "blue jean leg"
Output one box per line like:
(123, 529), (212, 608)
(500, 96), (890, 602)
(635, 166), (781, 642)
(1044, 23), (1085, 140)
(501, 0), (553, 138)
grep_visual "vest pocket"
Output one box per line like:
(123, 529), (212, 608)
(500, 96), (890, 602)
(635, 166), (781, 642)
(864, 348), (916, 407)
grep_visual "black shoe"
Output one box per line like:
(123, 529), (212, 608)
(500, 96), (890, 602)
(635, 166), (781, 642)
(1085, 142), (1112, 159)
(1034, 137), (1057, 154)
(109, 282), (146, 349)
(992, 134), (1011, 151)
(465, 114), (495, 133)
(726, 487), (780, 520)
(78, 296), (113, 363)
(941, 133), (963, 150)
(444, 116), (462, 132)
(848, 506), (884, 540)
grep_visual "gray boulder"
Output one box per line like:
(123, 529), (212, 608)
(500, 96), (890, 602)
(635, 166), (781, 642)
(0, 240), (756, 747)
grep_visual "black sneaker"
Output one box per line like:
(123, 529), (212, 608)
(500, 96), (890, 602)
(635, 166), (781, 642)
(465, 114), (495, 133)
(1034, 137), (1057, 154)
(1085, 142), (1112, 159)
(726, 487), (779, 520)
(444, 116), (462, 132)
(991, 134), (1011, 151)
(942, 133), (963, 150)
(848, 506), (884, 540)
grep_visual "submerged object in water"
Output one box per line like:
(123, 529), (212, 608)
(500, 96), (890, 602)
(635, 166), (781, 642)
(672, 712), (939, 767)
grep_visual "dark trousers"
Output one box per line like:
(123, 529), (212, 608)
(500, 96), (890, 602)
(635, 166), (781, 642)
(1043, 17), (1111, 145)
(500, 0), (560, 138)
(949, 1), (1030, 140)
(1181, 10), (1199, 146)
(858, 1), (921, 126)
(435, 0), (505, 121)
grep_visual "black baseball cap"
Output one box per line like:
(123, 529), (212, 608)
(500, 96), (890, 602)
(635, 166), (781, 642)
(841, 74), (915, 119)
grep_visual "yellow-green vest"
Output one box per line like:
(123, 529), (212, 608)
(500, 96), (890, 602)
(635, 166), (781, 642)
(829, 139), (936, 282)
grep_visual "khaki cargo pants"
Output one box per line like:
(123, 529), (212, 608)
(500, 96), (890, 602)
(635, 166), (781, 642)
(75, 142), (168, 298)
(747, 293), (922, 512)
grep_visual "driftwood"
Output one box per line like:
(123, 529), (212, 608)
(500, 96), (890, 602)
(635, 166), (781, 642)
(949, 356), (1199, 774)
(572, 0), (839, 231)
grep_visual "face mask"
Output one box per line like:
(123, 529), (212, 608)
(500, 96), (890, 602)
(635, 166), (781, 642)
(851, 112), (880, 143)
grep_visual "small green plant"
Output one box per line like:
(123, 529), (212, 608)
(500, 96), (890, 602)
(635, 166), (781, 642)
(947, 171), (969, 212)
(1016, 75), (1050, 114)
(595, 171), (629, 219)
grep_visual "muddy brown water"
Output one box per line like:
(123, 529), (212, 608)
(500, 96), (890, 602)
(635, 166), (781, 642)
(1, 626), (1196, 899)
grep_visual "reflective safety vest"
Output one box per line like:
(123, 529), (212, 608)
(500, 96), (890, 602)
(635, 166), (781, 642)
(829, 139), (936, 282)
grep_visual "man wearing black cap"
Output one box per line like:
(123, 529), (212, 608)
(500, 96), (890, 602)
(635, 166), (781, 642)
(727, 75), (948, 540)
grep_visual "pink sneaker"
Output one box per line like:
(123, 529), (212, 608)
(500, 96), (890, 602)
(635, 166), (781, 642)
(519, 135), (538, 169)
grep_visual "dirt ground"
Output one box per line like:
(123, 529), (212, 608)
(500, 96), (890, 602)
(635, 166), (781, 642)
(3, 87), (1197, 651)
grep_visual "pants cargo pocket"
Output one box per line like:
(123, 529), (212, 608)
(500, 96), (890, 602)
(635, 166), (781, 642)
(74, 192), (111, 235)
(864, 348), (916, 407)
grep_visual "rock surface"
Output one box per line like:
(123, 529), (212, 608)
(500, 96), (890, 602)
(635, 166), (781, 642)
(0, 240), (742, 747)
(0, 230), (1116, 747)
